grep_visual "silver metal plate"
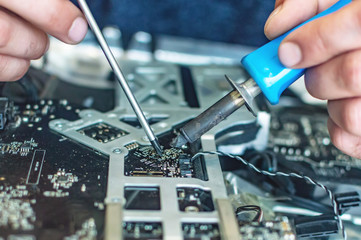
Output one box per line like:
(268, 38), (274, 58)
(49, 61), (269, 239)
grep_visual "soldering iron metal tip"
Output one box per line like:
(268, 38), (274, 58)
(151, 139), (163, 157)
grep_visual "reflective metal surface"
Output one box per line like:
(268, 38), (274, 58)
(50, 60), (269, 239)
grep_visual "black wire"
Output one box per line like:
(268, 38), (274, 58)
(236, 205), (263, 222)
(234, 150), (333, 213)
(191, 151), (346, 239)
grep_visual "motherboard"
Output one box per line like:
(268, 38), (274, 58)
(1, 33), (361, 240)
(0, 100), (108, 239)
(269, 106), (361, 183)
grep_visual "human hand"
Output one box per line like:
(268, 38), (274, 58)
(264, 0), (361, 158)
(0, 0), (87, 82)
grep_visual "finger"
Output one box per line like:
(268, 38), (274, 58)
(305, 49), (361, 100)
(0, 9), (49, 60)
(0, 0), (87, 44)
(328, 118), (361, 159)
(265, 0), (338, 39)
(278, 0), (361, 68)
(0, 55), (30, 82)
(328, 98), (361, 137)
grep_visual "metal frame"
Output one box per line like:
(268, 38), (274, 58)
(49, 61), (268, 239)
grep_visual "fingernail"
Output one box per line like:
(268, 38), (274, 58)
(279, 42), (302, 67)
(68, 17), (88, 43)
(270, 4), (283, 19)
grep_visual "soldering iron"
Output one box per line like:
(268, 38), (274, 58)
(171, 0), (351, 148)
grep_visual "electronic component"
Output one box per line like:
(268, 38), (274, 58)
(123, 222), (162, 240)
(123, 130), (208, 180)
(0, 185), (35, 231)
(124, 144), (197, 178)
(335, 191), (361, 215)
(294, 214), (339, 239)
(48, 169), (78, 190)
(126, 146), (192, 177)
(78, 122), (128, 143)
(177, 187), (214, 212)
(182, 223), (220, 240)
(269, 106), (361, 183)
(124, 142), (139, 151)
(0, 139), (38, 156)
(239, 217), (295, 240)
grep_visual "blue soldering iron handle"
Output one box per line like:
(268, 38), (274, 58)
(241, 0), (351, 105)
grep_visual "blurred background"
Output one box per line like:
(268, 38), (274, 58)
(71, 0), (274, 47)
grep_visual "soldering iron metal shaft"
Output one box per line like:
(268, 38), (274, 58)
(78, 0), (163, 156)
(171, 77), (261, 148)
(171, 90), (246, 147)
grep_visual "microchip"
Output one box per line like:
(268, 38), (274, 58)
(48, 169), (78, 190)
(78, 123), (128, 143)
(125, 146), (194, 178)
(57, 175), (69, 182)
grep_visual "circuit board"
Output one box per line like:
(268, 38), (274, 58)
(78, 123), (128, 143)
(268, 106), (361, 183)
(177, 187), (214, 212)
(123, 222), (163, 240)
(124, 132), (208, 180)
(2, 68), (361, 239)
(182, 223), (220, 240)
(0, 100), (108, 240)
(239, 217), (295, 240)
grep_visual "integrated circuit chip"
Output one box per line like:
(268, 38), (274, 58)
(78, 122), (128, 143)
(125, 146), (194, 178)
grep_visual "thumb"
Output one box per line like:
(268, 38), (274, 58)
(278, 0), (361, 68)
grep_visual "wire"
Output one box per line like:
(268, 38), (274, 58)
(236, 205), (263, 223)
(191, 151), (347, 240)
(246, 150), (278, 172)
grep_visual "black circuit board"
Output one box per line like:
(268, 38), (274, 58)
(124, 133), (208, 180)
(0, 100), (108, 240)
(123, 222), (163, 240)
(268, 106), (361, 183)
(125, 146), (193, 178)
(177, 187), (214, 212)
(182, 223), (220, 240)
(239, 217), (295, 240)
(78, 122), (128, 143)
